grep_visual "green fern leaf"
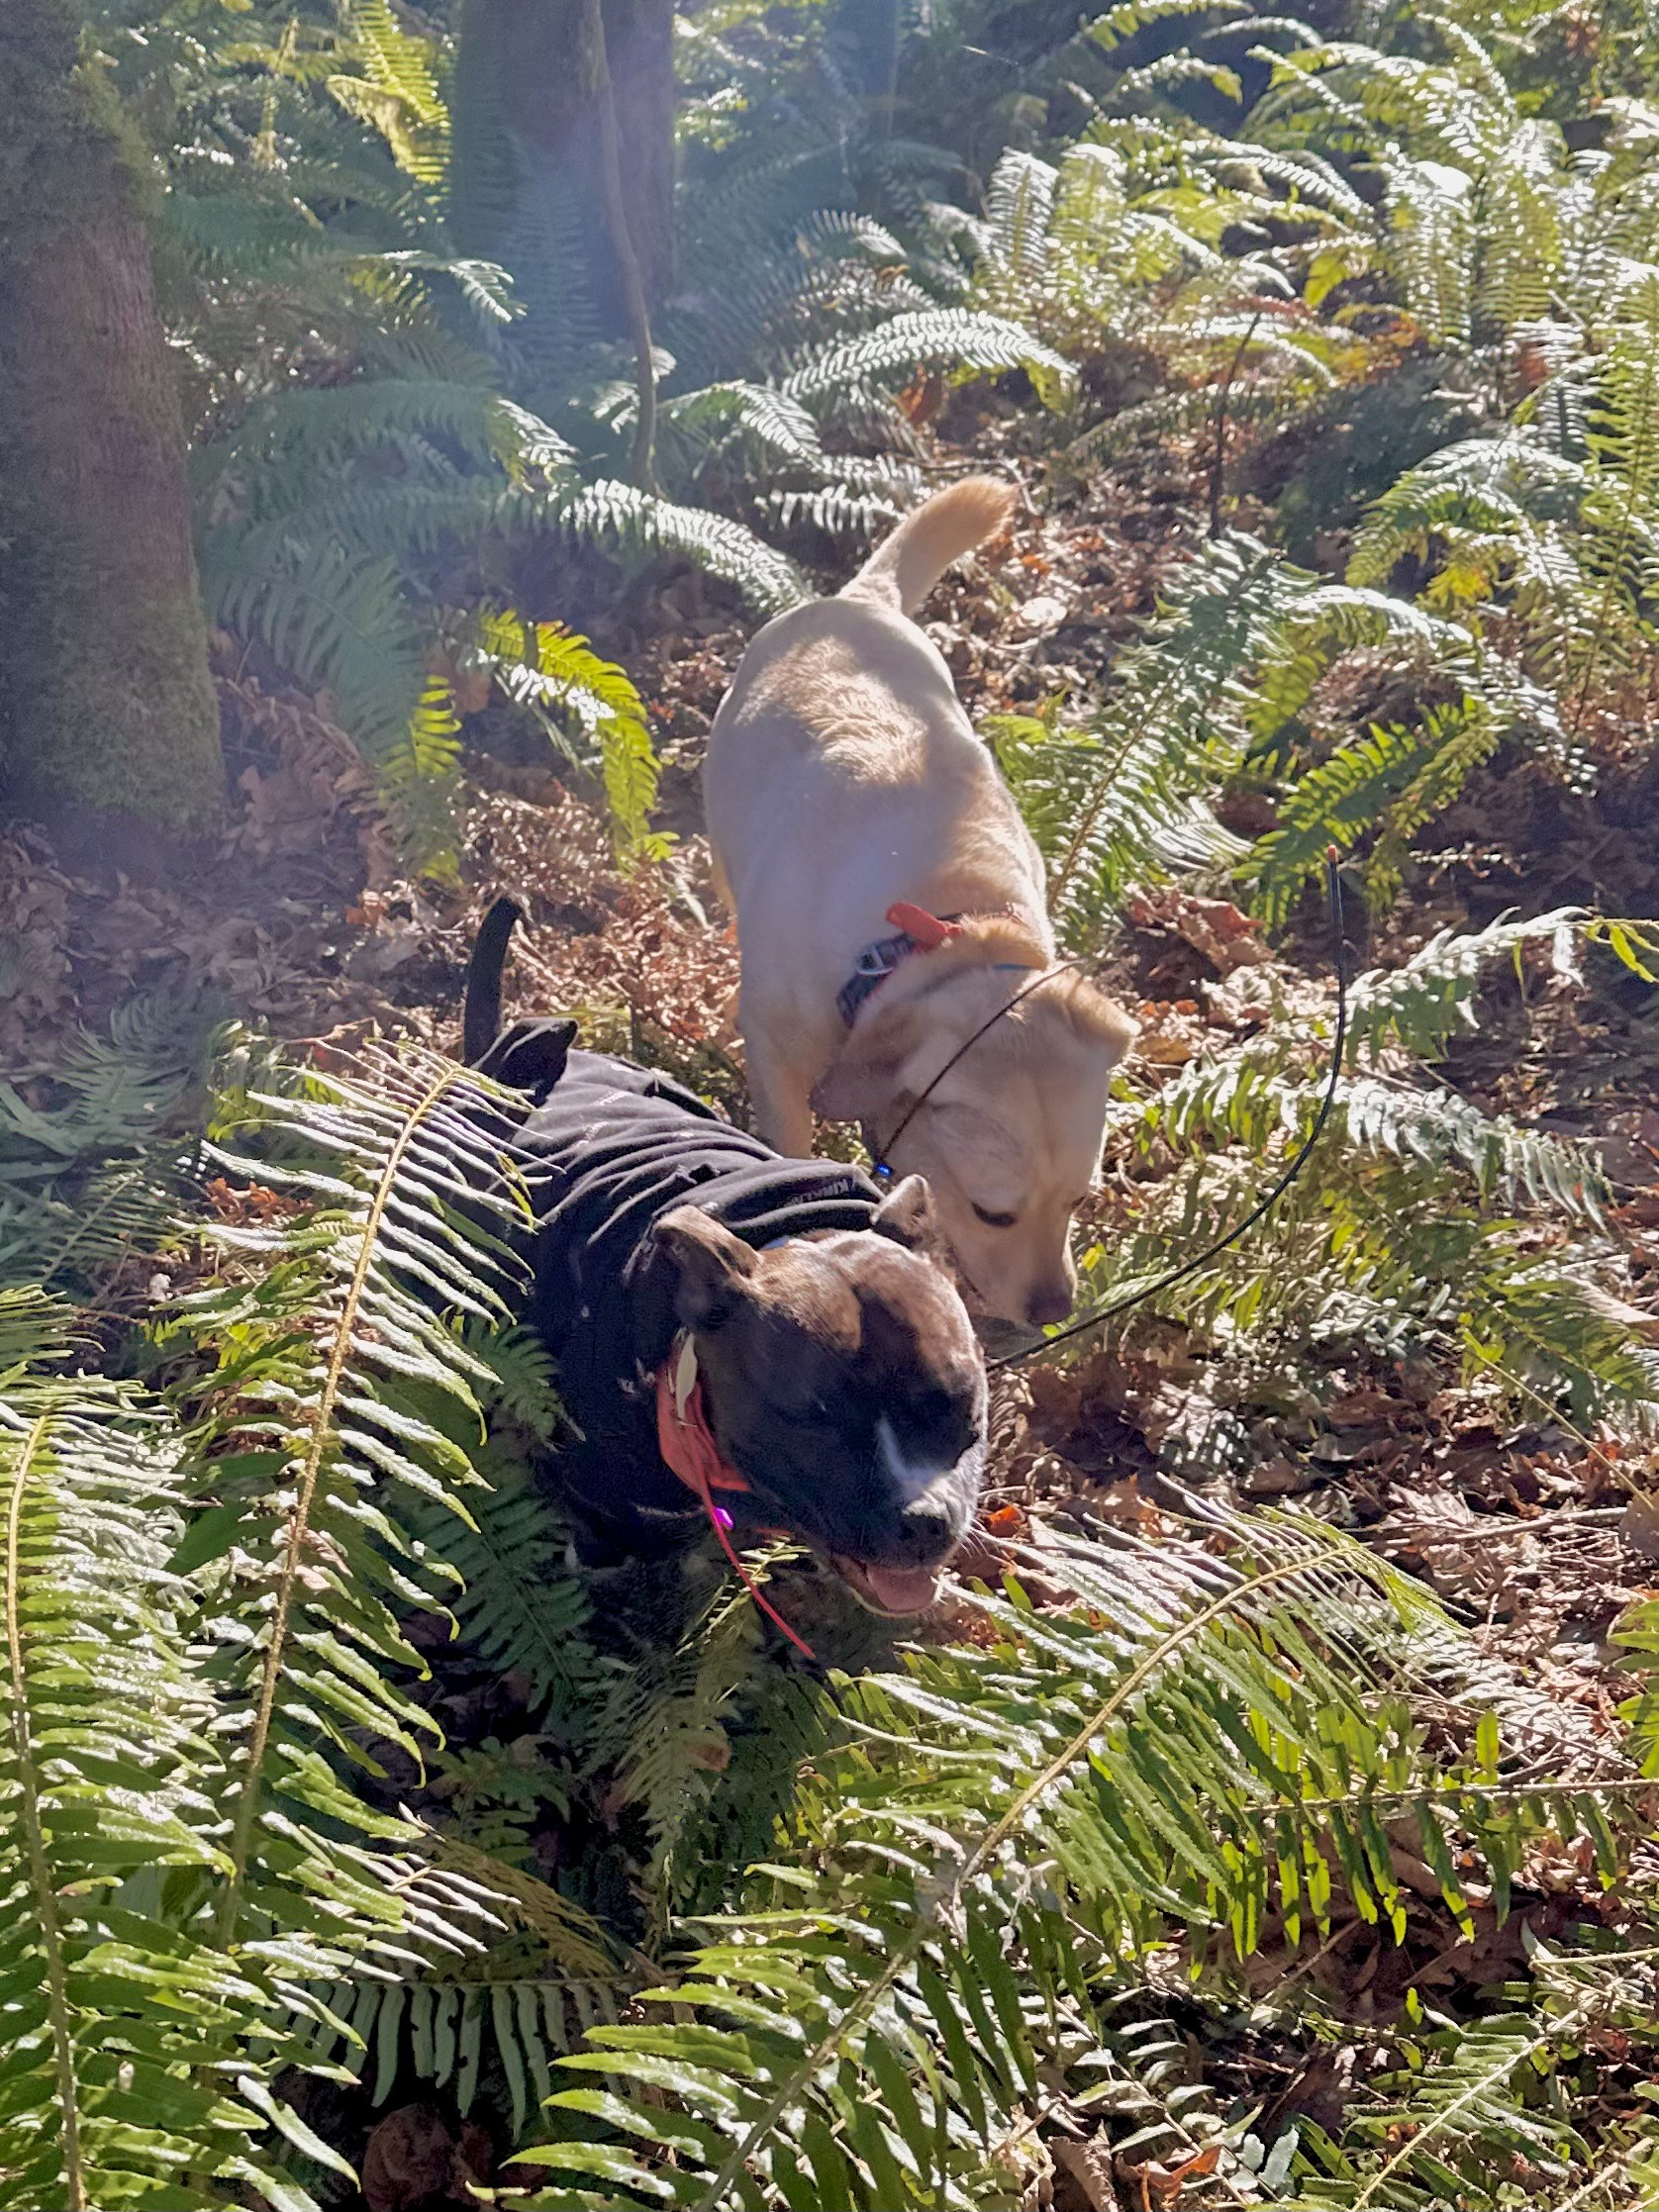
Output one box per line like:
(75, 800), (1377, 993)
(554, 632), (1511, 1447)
(0, 1379), (324, 2210)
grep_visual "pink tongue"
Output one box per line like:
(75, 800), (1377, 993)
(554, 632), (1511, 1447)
(856, 1563), (941, 1614)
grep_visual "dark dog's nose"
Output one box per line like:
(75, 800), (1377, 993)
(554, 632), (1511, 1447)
(1026, 1284), (1074, 1328)
(893, 1491), (965, 1567)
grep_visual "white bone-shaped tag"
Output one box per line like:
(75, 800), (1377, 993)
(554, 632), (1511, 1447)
(673, 1335), (699, 1420)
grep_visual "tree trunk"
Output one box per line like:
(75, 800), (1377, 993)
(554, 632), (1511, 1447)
(0, 0), (223, 829)
(452, 0), (676, 334)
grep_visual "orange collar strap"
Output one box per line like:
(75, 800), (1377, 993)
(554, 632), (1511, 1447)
(654, 1335), (815, 1659)
(884, 900), (964, 951)
(656, 1334), (750, 1498)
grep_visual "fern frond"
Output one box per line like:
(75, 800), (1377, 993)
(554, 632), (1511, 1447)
(471, 613), (664, 863)
(1245, 708), (1501, 924)
(983, 149), (1058, 284)
(782, 309), (1077, 414)
(667, 195), (921, 389)
(424, 1447), (613, 1734)
(1347, 433), (1589, 588)
(388, 674), (464, 786)
(491, 167), (606, 393)
(1245, 583), (1477, 757)
(1064, 370), (1317, 468)
(659, 382), (827, 475)
(610, 1586), (774, 1883)
(1566, 273), (1659, 727)
(0, 993), (226, 1298)
(1345, 909), (1587, 1062)
(1072, 900), (1652, 1430)
(559, 481), (808, 616)
(1016, 541), (1509, 947)
(517, 1512), (1640, 2208)
(194, 378), (534, 509)
(1252, 32), (1573, 355)
(328, 0), (449, 188)
(1146, 1042), (1604, 1221)
(1340, 1074), (1603, 1215)
(999, 533), (1288, 947)
(173, 1046), (537, 1989)
(1464, 1263), (1659, 1427)
(304, 1960), (622, 2140)
(763, 482), (911, 541)
(198, 535), (430, 769)
(0, 1380), (324, 2210)
(1085, 0), (1247, 54)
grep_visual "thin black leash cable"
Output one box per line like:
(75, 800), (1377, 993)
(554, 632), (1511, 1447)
(871, 956), (1097, 1179)
(993, 850), (1348, 1369)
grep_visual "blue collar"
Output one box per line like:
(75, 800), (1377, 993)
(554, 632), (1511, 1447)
(836, 923), (927, 1028)
(835, 917), (1042, 1030)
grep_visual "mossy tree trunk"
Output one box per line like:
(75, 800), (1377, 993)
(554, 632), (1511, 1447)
(451, 0), (676, 331)
(0, 0), (223, 829)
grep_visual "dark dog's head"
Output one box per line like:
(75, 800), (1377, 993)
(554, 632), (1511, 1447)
(654, 1177), (987, 1614)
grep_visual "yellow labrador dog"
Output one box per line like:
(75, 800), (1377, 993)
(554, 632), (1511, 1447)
(703, 477), (1135, 1329)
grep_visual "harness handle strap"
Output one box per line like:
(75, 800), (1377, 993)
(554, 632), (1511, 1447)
(885, 902), (963, 950)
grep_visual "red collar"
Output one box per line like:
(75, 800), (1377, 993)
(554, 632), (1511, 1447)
(655, 1333), (750, 1498)
(654, 1336), (815, 1658)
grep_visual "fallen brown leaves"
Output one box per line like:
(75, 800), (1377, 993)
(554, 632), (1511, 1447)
(203, 1177), (292, 1228)
(1123, 888), (1270, 977)
(360, 2103), (493, 2212)
(1047, 2129), (1223, 2212)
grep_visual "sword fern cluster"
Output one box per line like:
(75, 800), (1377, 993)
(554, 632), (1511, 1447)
(974, 13), (1659, 921)
(3, 987), (1658, 2205)
(514, 1514), (1644, 2209)
(1069, 910), (1659, 1435)
(84, 0), (1066, 866)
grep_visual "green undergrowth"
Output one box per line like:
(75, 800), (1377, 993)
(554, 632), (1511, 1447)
(11, 0), (1659, 2200)
(3, 915), (1659, 2205)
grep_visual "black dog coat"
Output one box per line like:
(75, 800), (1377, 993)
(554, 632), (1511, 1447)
(461, 898), (986, 1593)
(474, 1017), (887, 1549)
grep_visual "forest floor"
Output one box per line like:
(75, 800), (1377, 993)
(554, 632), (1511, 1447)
(9, 433), (1659, 2199)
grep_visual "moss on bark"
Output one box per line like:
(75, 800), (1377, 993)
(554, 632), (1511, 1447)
(0, 0), (223, 828)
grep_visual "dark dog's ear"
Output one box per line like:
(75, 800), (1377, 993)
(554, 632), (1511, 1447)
(474, 1017), (577, 1101)
(655, 1205), (759, 1329)
(870, 1174), (941, 1257)
(811, 999), (924, 1124)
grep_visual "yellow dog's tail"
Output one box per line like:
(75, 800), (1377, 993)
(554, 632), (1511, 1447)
(839, 476), (1016, 617)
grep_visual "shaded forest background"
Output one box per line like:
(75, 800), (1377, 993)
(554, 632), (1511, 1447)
(7, 0), (1659, 2207)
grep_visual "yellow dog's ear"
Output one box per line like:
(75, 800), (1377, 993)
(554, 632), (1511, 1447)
(810, 996), (927, 1124)
(1056, 973), (1137, 1060)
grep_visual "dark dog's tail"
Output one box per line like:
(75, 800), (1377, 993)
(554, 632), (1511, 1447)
(463, 897), (577, 1100)
(464, 896), (523, 1065)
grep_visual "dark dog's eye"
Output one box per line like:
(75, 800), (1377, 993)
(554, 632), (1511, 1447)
(778, 1397), (829, 1427)
(971, 1203), (1018, 1229)
(909, 1386), (959, 1432)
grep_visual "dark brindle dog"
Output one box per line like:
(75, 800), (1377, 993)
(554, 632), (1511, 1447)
(463, 899), (987, 1616)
